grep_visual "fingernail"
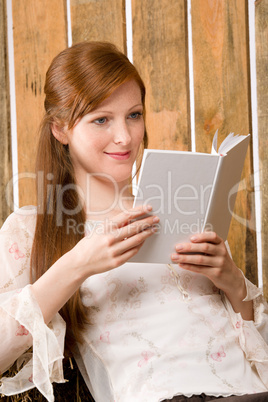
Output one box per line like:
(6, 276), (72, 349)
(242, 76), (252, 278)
(190, 235), (198, 241)
(171, 253), (180, 261)
(153, 216), (159, 223)
(176, 244), (183, 251)
(145, 205), (152, 211)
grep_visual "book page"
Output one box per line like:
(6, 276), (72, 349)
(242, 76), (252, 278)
(211, 130), (249, 155)
(204, 134), (250, 239)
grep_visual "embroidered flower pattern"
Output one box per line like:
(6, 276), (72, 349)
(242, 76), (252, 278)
(16, 324), (29, 336)
(210, 345), (226, 362)
(138, 351), (155, 367)
(100, 331), (110, 344)
(236, 320), (242, 329)
(9, 242), (25, 260)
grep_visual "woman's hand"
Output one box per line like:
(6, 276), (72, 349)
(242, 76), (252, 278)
(171, 232), (253, 320)
(68, 205), (159, 278)
(171, 231), (241, 294)
(32, 205), (159, 324)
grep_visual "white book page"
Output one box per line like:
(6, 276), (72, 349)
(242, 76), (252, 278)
(211, 130), (250, 155)
(205, 134), (250, 239)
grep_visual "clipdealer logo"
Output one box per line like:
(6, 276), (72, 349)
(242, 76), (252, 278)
(4, 169), (260, 232)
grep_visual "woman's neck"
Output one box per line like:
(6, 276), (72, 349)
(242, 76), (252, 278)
(77, 173), (134, 221)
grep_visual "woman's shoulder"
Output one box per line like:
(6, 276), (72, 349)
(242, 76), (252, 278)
(1, 206), (37, 236)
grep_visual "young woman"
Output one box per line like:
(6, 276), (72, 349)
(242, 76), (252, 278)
(0, 41), (267, 402)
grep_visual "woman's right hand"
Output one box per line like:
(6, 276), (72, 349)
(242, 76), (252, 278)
(68, 205), (159, 279)
(32, 205), (158, 324)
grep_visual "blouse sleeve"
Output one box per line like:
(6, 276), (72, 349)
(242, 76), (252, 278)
(0, 207), (66, 402)
(222, 274), (268, 388)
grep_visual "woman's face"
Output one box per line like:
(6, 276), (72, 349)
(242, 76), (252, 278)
(63, 80), (144, 188)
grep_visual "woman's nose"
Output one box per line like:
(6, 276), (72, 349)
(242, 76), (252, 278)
(113, 121), (131, 145)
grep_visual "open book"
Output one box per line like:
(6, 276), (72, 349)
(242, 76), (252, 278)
(130, 131), (250, 264)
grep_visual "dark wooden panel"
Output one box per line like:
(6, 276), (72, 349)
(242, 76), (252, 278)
(71, 0), (126, 52)
(0, 0), (12, 226)
(255, 0), (268, 298)
(132, 0), (190, 151)
(12, 0), (67, 207)
(191, 0), (257, 282)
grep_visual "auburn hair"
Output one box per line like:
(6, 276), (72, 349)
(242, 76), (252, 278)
(30, 41), (148, 356)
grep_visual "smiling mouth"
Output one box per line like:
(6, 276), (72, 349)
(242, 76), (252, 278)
(104, 151), (131, 160)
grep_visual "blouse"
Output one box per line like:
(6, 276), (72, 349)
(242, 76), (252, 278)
(0, 206), (268, 402)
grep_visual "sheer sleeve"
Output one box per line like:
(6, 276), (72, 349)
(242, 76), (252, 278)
(0, 207), (66, 402)
(224, 241), (268, 339)
(222, 275), (268, 388)
(243, 275), (268, 342)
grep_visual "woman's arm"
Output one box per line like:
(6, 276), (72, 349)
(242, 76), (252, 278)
(171, 232), (253, 320)
(0, 209), (37, 373)
(1, 206), (158, 371)
(0, 205), (158, 398)
(32, 205), (159, 324)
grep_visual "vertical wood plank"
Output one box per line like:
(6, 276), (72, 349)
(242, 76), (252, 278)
(191, 0), (257, 282)
(255, 0), (268, 298)
(71, 0), (126, 52)
(12, 0), (67, 208)
(132, 0), (190, 151)
(0, 0), (12, 226)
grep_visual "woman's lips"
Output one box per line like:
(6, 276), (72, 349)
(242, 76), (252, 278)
(104, 151), (131, 160)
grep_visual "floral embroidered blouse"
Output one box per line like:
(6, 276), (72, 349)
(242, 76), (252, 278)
(0, 207), (268, 402)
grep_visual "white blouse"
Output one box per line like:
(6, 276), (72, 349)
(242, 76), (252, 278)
(0, 207), (268, 402)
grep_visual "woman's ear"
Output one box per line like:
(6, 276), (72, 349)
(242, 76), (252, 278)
(51, 123), (69, 145)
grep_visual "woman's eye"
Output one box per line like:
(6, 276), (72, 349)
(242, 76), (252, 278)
(129, 112), (142, 120)
(94, 117), (107, 125)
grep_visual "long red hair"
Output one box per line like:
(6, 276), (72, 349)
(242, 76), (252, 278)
(30, 41), (147, 355)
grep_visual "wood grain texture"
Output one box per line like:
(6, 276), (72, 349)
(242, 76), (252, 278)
(132, 0), (190, 151)
(0, 0), (12, 226)
(12, 0), (67, 208)
(191, 0), (257, 282)
(255, 0), (268, 297)
(71, 0), (126, 52)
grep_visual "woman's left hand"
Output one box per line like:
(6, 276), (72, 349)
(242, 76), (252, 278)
(171, 231), (242, 294)
(170, 232), (253, 319)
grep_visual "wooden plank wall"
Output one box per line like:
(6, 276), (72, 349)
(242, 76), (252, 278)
(191, 0), (257, 285)
(0, 0), (12, 224)
(255, 0), (268, 298)
(12, 0), (67, 207)
(132, 0), (190, 151)
(0, 0), (267, 297)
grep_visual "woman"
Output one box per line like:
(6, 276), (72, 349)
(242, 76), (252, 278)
(0, 41), (267, 402)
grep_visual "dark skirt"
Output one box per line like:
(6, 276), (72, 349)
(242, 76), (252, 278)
(164, 392), (268, 402)
(1, 358), (94, 402)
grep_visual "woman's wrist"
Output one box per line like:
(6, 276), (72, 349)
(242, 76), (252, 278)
(223, 269), (253, 320)
(60, 249), (90, 285)
(32, 252), (88, 324)
(223, 268), (247, 302)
